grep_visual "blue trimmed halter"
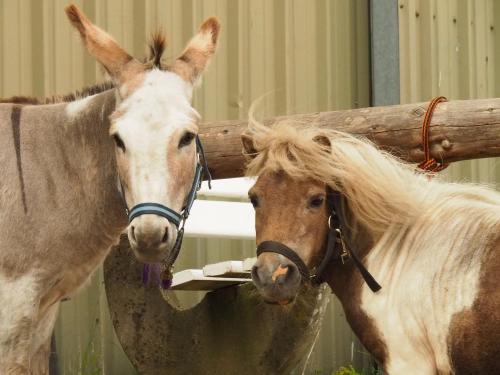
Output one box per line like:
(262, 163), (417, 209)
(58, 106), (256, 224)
(122, 136), (212, 288)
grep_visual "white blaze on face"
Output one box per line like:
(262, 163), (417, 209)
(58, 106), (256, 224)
(112, 69), (199, 214)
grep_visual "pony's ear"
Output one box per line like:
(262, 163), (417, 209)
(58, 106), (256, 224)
(171, 17), (220, 85)
(313, 135), (331, 149)
(65, 4), (143, 90)
(241, 134), (258, 160)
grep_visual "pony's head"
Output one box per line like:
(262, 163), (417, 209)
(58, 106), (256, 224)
(65, 5), (219, 263)
(242, 118), (422, 304)
(242, 122), (336, 304)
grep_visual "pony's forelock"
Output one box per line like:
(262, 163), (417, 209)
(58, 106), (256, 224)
(243, 116), (500, 236)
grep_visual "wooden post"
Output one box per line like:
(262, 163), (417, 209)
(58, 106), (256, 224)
(104, 235), (329, 375)
(200, 98), (500, 179)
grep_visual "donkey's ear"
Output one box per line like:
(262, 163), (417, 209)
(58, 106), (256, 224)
(171, 17), (220, 84)
(65, 4), (143, 88)
(241, 134), (258, 160)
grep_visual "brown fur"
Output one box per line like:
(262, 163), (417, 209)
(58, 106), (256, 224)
(147, 31), (167, 69)
(447, 233), (500, 374)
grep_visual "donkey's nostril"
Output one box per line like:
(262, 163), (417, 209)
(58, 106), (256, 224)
(130, 226), (136, 242)
(161, 227), (169, 243)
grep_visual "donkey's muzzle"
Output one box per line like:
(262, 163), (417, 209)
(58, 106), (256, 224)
(128, 215), (176, 262)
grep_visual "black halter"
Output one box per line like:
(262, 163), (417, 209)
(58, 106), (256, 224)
(121, 136), (212, 288)
(256, 189), (382, 293)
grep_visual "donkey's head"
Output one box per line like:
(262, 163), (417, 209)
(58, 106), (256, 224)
(65, 5), (219, 263)
(242, 125), (334, 305)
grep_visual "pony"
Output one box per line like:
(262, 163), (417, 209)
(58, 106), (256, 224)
(242, 119), (500, 374)
(0, 4), (219, 374)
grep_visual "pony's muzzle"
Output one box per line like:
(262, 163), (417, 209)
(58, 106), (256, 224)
(128, 215), (177, 262)
(251, 254), (301, 304)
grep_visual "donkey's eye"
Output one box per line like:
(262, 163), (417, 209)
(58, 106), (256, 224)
(179, 131), (196, 148)
(112, 133), (126, 152)
(249, 194), (259, 208)
(308, 195), (325, 209)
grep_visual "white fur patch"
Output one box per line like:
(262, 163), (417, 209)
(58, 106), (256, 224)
(0, 273), (38, 364)
(65, 95), (93, 119)
(360, 217), (485, 374)
(116, 69), (197, 204)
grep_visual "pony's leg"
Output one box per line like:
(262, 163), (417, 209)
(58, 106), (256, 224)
(30, 303), (60, 375)
(0, 275), (39, 375)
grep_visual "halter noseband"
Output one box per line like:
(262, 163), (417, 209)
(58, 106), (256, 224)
(121, 136), (212, 289)
(256, 189), (382, 293)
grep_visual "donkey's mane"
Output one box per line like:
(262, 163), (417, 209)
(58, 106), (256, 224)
(244, 119), (500, 236)
(0, 32), (167, 106)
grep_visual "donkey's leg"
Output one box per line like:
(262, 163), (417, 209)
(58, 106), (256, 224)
(30, 303), (60, 375)
(0, 274), (39, 375)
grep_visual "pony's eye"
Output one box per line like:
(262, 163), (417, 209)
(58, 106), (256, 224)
(112, 133), (126, 152)
(308, 195), (325, 209)
(249, 194), (259, 208)
(179, 131), (196, 148)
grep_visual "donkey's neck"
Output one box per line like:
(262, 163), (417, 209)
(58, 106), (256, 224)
(8, 89), (127, 261)
(60, 89), (128, 243)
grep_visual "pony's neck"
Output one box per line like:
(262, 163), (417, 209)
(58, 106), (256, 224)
(323, 196), (375, 292)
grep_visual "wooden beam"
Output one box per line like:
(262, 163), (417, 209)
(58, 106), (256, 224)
(200, 98), (500, 179)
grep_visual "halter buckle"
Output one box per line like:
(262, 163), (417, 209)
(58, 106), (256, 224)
(335, 228), (350, 264)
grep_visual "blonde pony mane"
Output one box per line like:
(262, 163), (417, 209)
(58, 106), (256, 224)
(243, 118), (500, 236)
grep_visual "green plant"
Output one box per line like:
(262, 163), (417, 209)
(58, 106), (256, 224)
(76, 318), (102, 375)
(333, 365), (363, 375)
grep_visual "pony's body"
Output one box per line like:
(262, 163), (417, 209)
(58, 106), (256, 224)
(0, 5), (220, 373)
(0, 90), (126, 373)
(329, 184), (500, 374)
(243, 122), (500, 374)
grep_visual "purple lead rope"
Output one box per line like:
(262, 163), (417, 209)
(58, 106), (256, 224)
(142, 263), (173, 289)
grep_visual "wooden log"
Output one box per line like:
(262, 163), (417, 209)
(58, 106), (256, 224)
(104, 235), (329, 375)
(200, 98), (500, 179)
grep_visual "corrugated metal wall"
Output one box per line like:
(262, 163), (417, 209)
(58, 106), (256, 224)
(0, 1), (371, 374)
(2, 0), (499, 374)
(399, 0), (500, 183)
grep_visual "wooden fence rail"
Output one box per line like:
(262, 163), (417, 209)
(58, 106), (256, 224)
(201, 98), (500, 179)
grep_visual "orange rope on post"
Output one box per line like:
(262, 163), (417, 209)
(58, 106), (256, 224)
(417, 96), (449, 173)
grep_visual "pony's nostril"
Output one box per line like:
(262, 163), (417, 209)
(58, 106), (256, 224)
(130, 226), (136, 242)
(272, 264), (290, 283)
(251, 265), (261, 284)
(161, 227), (169, 243)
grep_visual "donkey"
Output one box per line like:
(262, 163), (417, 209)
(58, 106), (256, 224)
(0, 5), (219, 374)
(242, 120), (500, 374)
